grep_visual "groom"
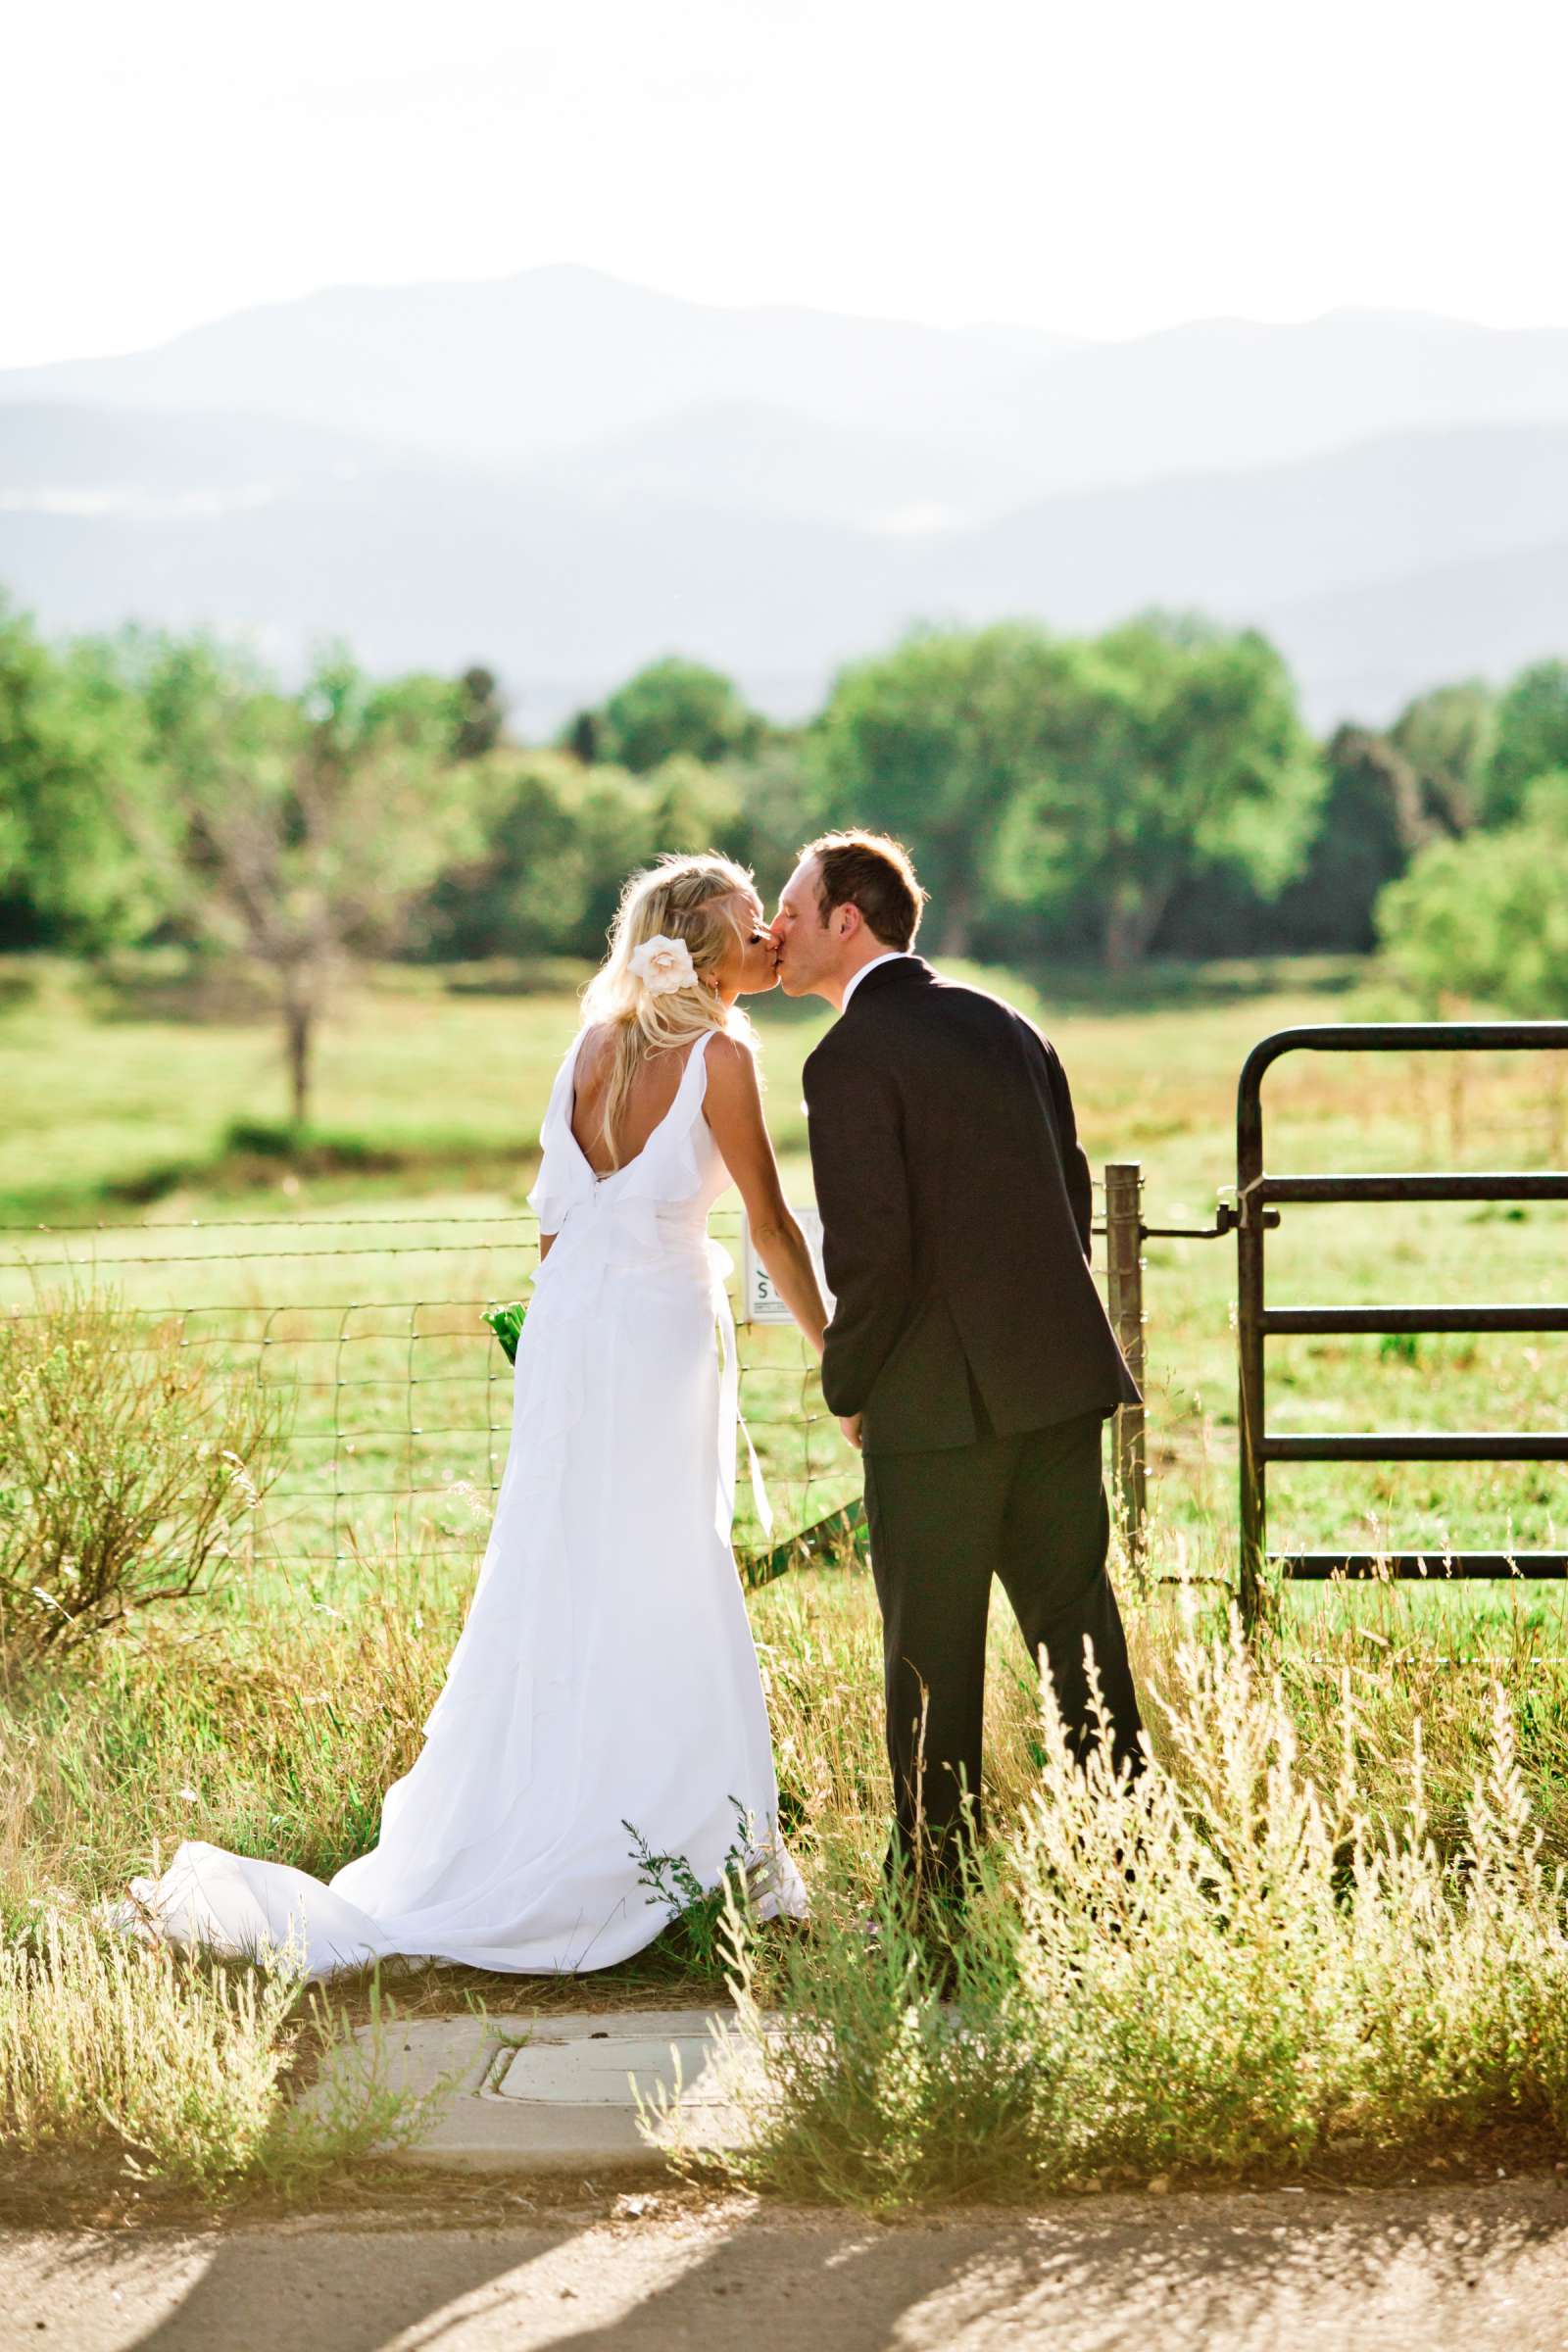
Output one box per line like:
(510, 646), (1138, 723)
(771, 831), (1145, 1892)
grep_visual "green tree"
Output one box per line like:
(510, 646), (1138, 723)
(426, 750), (598, 959)
(643, 752), (743, 859)
(567, 754), (744, 955)
(1376, 771), (1568, 1155)
(126, 639), (474, 1125)
(1486, 660), (1568, 826)
(815, 623), (1076, 956)
(0, 600), (164, 950)
(561, 708), (602, 765)
(1389, 680), (1496, 837)
(996, 616), (1323, 966)
(724, 736), (822, 898)
(452, 663), (508, 760)
(1377, 773), (1568, 1017)
(594, 657), (763, 774)
(1262, 725), (1423, 952)
(425, 748), (742, 962)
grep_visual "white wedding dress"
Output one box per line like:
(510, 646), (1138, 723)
(124, 1028), (806, 1978)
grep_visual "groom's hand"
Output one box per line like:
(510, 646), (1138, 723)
(839, 1413), (863, 1451)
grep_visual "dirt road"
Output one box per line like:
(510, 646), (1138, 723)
(6, 2173), (1568, 2351)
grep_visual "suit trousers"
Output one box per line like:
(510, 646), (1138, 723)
(861, 1407), (1144, 1886)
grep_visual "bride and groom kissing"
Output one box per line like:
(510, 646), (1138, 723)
(129, 831), (1145, 1977)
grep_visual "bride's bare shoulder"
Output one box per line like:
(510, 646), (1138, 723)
(573, 1021), (613, 1078)
(703, 1029), (762, 1101)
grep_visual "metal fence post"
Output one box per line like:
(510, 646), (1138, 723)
(1103, 1161), (1148, 1568)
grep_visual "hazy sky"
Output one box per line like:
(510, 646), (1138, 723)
(6, 0), (1566, 368)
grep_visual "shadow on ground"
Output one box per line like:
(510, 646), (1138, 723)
(13, 2173), (1568, 2351)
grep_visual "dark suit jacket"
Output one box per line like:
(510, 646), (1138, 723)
(804, 956), (1141, 1453)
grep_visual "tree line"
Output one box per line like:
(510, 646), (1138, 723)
(3, 592), (1566, 1119)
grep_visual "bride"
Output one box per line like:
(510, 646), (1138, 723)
(125, 854), (827, 1977)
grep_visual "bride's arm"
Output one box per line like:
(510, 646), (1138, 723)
(704, 1034), (829, 1358)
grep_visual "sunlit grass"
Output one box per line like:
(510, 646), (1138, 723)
(4, 948), (1568, 2203)
(0, 1912), (441, 2203)
(696, 1622), (1568, 2206)
(5, 1533), (1568, 2200)
(5, 950), (1564, 1558)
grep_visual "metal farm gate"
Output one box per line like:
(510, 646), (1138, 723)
(1235, 1021), (1568, 1625)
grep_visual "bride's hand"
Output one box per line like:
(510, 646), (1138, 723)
(705, 1037), (832, 1348)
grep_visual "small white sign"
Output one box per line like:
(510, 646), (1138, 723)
(743, 1205), (833, 1324)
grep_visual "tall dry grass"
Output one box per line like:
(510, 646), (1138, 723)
(0, 1913), (439, 2199)
(0, 1546), (461, 2204)
(688, 1620), (1568, 2206)
(6, 1528), (1568, 2204)
(1, 1554), (460, 1922)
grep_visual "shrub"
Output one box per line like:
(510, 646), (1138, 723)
(0, 1288), (287, 1660)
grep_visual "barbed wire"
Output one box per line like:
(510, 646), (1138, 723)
(0, 1210), (543, 1236)
(0, 1239), (547, 1273)
(0, 1176), (1115, 1247)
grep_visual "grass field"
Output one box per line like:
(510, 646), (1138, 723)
(3, 948), (1567, 2210)
(2, 948), (1564, 1561)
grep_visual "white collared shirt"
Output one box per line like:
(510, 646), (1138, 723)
(840, 950), (911, 1012)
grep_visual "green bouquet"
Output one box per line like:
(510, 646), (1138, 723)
(483, 1302), (527, 1364)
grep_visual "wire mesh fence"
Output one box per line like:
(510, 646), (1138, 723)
(0, 1206), (847, 1577)
(0, 1176), (1149, 1583)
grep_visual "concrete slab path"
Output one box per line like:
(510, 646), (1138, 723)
(7, 2174), (1568, 2350)
(327, 2007), (758, 2173)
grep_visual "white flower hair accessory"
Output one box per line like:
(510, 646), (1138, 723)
(629, 934), (698, 996)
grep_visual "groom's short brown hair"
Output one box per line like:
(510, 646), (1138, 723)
(805, 830), (927, 950)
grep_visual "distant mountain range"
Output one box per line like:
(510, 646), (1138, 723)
(2, 267), (1566, 729)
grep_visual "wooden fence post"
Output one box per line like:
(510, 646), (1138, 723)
(1103, 1161), (1148, 1567)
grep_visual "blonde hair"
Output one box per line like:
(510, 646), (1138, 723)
(579, 852), (758, 1167)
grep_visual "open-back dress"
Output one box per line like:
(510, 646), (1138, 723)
(124, 1027), (805, 1977)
